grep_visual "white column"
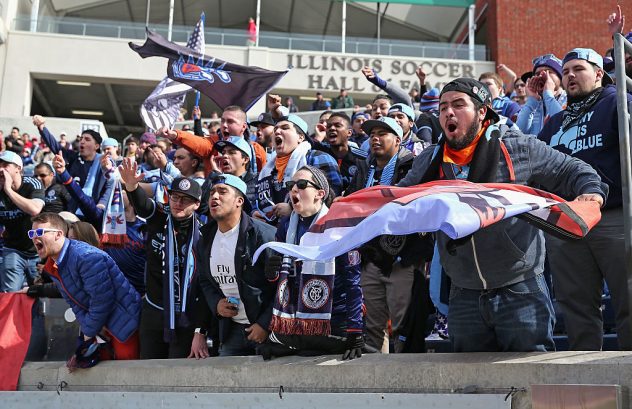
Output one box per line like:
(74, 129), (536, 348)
(341, 0), (346, 54)
(468, 4), (476, 61)
(255, 0), (261, 47)
(167, 0), (174, 41)
(376, 2), (381, 55)
(30, 0), (40, 32)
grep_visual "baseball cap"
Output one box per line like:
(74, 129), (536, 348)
(209, 173), (250, 212)
(563, 48), (613, 85)
(440, 78), (501, 123)
(531, 54), (563, 79)
(0, 150), (23, 167)
(168, 177), (202, 202)
(388, 103), (415, 121)
(101, 138), (119, 148)
(250, 112), (275, 127)
(361, 116), (403, 138)
(278, 114), (308, 136)
(210, 173), (248, 197)
(419, 88), (440, 112)
(215, 136), (253, 163)
(351, 112), (370, 122)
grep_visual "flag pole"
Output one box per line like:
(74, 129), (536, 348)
(195, 91), (201, 106)
(145, 0), (151, 28)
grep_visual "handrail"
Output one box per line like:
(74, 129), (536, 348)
(613, 33), (632, 336)
(12, 15), (488, 61)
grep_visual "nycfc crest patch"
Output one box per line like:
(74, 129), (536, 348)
(178, 179), (191, 190)
(301, 278), (330, 310)
(348, 250), (361, 266)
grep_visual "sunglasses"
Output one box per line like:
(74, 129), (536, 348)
(285, 179), (321, 190)
(27, 228), (62, 239)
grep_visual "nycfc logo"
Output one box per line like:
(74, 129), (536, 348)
(258, 114), (265, 121)
(301, 278), (330, 310)
(348, 165), (358, 176)
(277, 279), (289, 308)
(172, 55), (232, 84)
(379, 235), (406, 256)
(348, 250), (361, 266)
(178, 179), (191, 190)
(47, 190), (56, 198)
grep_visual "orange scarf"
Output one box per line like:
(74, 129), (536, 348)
(275, 154), (291, 182)
(443, 121), (489, 167)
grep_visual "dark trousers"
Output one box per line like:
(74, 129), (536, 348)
(139, 299), (195, 359)
(547, 207), (631, 350)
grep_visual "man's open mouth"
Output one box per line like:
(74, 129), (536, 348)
(275, 137), (283, 146)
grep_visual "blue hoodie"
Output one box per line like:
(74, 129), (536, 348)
(538, 85), (628, 209)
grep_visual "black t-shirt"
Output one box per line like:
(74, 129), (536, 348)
(0, 177), (45, 255)
(43, 183), (71, 213)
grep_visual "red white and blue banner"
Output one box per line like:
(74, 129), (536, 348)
(253, 180), (601, 262)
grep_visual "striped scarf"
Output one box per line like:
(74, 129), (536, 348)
(161, 214), (200, 342)
(365, 151), (399, 188)
(270, 205), (336, 336)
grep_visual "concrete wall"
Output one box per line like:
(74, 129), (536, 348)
(0, 30), (496, 118)
(15, 351), (632, 408)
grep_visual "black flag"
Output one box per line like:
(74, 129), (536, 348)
(130, 29), (288, 110)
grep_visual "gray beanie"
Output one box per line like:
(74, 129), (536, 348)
(299, 165), (330, 204)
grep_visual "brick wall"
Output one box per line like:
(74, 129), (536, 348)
(485, 0), (622, 78)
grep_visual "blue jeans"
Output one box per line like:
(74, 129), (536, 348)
(448, 274), (555, 352)
(218, 322), (258, 357)
(1, 248), (39, 292)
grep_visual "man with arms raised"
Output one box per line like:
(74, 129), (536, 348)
(120, 158), (207, 359)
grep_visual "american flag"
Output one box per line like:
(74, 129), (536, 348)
(140, 13), (205, 131)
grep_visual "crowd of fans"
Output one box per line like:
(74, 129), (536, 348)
(1, 6), (631, 366)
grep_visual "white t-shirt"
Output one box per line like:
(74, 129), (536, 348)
(210, 223), (250, 324)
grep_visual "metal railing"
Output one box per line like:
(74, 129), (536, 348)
(13, 15), (488, 61)
(613, 33), (632, 332)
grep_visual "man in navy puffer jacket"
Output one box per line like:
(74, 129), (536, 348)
(30, 212), (141, 359)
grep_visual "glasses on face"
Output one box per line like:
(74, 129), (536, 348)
(170, 194), (195, 205)
(285, 179), (320, 191)
(27, 228), (62, 239)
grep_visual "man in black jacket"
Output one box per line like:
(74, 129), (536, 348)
(196, 174), (276, 356)
(346, 117), (429, 353)
(120, 158), (207, 359)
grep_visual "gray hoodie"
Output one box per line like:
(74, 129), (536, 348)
(398, 125), (606, 290)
